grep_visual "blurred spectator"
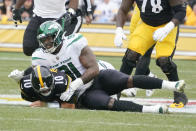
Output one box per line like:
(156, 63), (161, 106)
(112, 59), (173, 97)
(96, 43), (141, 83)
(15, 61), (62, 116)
(0, 0), (13, 22)
(0, 0), (3, 6)
(94, 0), (119, 23)
(185, 2), (196, 26)
(20, 0), (33, 21)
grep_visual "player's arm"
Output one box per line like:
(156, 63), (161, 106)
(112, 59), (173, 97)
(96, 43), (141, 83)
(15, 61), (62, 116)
(14, 0), (26, 9)
(30, 101), (75, 109)
(79, 46), (99, 84)
(68, 0), (79, 12)
(153, 0), (187, 42)
(60, 45), (99, 102)
(114, 0), (134, 47)
(169, 0), (187, 26)
(116, 0), (134, 28)
(83, 0), (93, 24)
(12, 0), (26, 25)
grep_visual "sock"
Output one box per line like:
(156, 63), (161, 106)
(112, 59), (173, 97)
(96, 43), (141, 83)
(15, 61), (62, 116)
(142, 105), (159, 113)
(133, 75), (162, 89)
(162, 80), (178, 91)
(112, 100), (143, 112)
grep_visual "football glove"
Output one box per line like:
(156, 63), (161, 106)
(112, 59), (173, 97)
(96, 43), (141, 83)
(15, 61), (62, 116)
(114, 27), (127, 48)
(12, 8), (22, 26)
(58, 8), (76, 31)
(8, 69), (24, 82)
(153, 21), (175, 42)
(60, 78), (84, 101)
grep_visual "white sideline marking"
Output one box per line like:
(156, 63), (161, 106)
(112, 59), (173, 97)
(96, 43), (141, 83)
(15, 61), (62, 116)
(1, 95), (196, 114)
(0, 117), (195, 129)
(0, 57), (30, 61)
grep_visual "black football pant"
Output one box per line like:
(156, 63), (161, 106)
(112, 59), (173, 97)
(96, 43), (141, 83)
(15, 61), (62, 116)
(80, 69), (162, 110)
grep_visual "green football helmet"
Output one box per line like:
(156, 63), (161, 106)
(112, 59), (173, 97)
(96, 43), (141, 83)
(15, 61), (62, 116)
(37, 21), (63, 53)
(31, 65), (54, 96)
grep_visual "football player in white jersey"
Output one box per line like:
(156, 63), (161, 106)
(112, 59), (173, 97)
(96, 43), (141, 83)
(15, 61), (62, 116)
(9, 21), (187, 113)
(12, 0), (79, 56)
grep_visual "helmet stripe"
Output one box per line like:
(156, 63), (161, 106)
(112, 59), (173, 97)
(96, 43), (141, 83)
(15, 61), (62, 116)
(37, 66), (44, 88)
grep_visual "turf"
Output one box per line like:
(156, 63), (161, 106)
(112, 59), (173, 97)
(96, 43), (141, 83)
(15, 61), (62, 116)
(0, 52), (196, 131)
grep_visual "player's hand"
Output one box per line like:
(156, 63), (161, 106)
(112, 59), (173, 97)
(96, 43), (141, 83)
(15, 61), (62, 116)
(12, 8), (22, 27)
(153, 21), (175, 42)
(60, 78), (84, 101)
(60, 87), (75, 101)
(85, 14), (93, 25)
(30, 101), (46, 107)
(8, 69), (24, 82)
(114, 27), (127, 48)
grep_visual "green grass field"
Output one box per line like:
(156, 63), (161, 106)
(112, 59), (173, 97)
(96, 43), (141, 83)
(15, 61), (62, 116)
(0, 52), (196, 131)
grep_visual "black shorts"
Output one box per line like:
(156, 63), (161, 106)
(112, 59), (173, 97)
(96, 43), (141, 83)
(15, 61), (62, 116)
(79, 69), (129, 109)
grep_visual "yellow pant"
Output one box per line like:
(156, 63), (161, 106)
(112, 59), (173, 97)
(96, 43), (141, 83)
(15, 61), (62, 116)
(128, 21), (177, 58)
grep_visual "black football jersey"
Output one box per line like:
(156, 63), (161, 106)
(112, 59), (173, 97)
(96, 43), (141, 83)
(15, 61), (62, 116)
(20, 70), (71, 103)
(136, 0), (173, 26)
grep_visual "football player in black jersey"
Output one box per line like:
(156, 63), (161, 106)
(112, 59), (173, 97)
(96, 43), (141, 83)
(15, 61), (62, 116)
(9, 65), (186, 113)
(115, 0), (188, 108)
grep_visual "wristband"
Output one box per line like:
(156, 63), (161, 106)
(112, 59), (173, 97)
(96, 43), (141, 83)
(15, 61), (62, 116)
(68, 8), (76, 15)
(47, 102), (60, 108)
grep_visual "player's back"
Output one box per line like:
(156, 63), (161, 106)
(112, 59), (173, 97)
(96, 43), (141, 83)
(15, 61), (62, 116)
(136, 0), (173, 26)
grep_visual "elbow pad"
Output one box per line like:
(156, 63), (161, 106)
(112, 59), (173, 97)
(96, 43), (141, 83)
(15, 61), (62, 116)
(172, 4), (186, 23)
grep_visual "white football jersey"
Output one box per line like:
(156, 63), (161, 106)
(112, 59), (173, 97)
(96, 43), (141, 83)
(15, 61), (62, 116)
(32, 33), (87, 79)
(33, 0), (67, 18)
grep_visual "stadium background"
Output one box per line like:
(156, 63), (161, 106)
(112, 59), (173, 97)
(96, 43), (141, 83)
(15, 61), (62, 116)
(0, 21), (196, 60)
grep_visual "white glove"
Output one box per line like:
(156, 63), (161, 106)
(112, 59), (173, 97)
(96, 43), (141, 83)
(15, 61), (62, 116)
(114, 27), (127, 47)
(153, 21), (175, 42)
(60, 78), (84, 101)
(8, 69), (24, 82)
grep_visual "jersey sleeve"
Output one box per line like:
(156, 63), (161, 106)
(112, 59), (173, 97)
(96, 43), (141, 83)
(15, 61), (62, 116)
(65, 33), (88, 56)
(31, 48), (49, 66)
(20, 76), (39, 102)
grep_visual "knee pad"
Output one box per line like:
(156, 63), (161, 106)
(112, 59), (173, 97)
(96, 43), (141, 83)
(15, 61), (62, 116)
(122, 49), (141, 67)
(156, 57), (177, 74)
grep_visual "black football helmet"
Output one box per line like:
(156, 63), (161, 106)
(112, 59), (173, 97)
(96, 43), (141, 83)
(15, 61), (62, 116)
(31, 65), (54, 96)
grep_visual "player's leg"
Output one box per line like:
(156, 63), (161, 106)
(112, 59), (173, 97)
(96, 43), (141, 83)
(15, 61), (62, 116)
(23, 16), (53, 56)
(155, 26), (188, 107)
(80, 89), (168, 113)
(135, 45), (154, 76)
(119, 22), (155, 98)
(97, 69), (185, 94)
(120, 49), (140, 75)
